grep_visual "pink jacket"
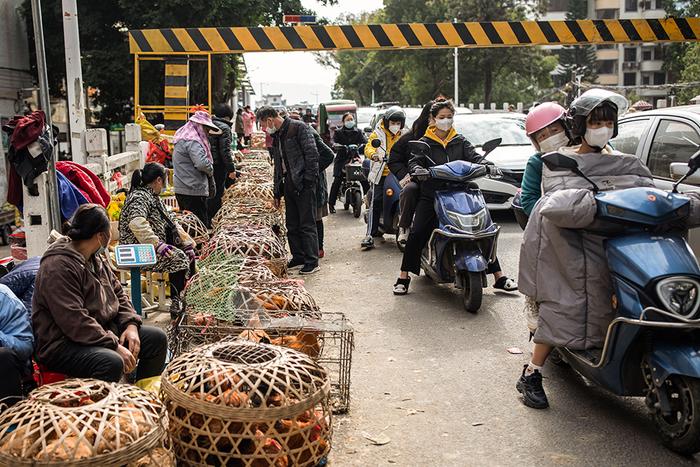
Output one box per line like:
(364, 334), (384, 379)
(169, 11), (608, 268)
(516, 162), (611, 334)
(242, 111), (256, 136)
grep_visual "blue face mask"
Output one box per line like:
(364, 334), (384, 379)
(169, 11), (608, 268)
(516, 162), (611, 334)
(344, 120), (356, 129)
(95, 234), (107, 257)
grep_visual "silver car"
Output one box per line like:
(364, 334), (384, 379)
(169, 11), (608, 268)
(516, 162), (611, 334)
(612, 105), (700, 250)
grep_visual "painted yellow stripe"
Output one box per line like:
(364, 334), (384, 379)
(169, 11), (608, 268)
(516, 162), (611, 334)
(324, 26), (352, 49)
(142, 30), (174, 53)
(410, 24), (437, 47)
(353, 25), (380, 48)
(436, 23), (462, 47)
(661, 18), (685, 41)
(465, 23), (490, 46)
(522, 22), (548, 45)
(165, 87), (187, 98)
(172, 29), (199, 52)
(605, 21), (628, 42)
(201, 28), (228, 52)
(578, 21), (598, 42)
(629, 19), (658, 42)
(492, 22), (519, 45)
(295, 26), (324, 49)
(232, 28), (262, 51)
(383, 24), (409, 48)
(549, 22), (577, 44)
(689, 18), (700, 39)
(265, 27), (293, 51)
(165, 64), (188, 76)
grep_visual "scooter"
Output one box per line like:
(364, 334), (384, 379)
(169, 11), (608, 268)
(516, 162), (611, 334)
(410, 138), (503, 313)
(334, 143), (366, 218)
(362, 139), (401, 245)
(543, 149), (700, 455)
(511, 189), (529, 230)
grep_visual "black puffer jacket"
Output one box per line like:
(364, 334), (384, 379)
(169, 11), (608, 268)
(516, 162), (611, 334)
(331, 127), (366, 178)
(209, 116), (236, 172)
(409, 127), (481, 196)
(272, 118), (320, 197)
(388, 131), (418, 181)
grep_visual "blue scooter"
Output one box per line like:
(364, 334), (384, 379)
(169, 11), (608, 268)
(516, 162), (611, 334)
(543, 150), (700, 455)
(409, 138), (503, 313)
(362, 139), (401, 247)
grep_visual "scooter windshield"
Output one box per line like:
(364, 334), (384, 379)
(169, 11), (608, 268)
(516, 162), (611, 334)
(430, 160), (487, 183)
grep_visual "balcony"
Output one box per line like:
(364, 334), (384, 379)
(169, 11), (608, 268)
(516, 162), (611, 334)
(597, 48), (619, 60)
(597, 74), (620, 85)
(595, 0), (619, 9)
(640, 60), (664, 72)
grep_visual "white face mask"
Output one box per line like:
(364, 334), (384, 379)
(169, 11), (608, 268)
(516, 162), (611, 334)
(435, 118), (453, 131)
(344, 120), (356, 129)
(538, 131), (569, 154)
(584, 126), (614, 149)
(265, 120), (277, 135)
(389, 124), (401, 135)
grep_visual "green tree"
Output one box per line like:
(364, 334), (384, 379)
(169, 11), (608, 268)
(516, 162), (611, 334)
(556, 0), (598, 85)
(663, 0), (700, 103)
(22, 0), (328, 124)
(678, 43), (700, 103)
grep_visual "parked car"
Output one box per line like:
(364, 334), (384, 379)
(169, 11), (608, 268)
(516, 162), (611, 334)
(357, 106), (375, 134)
(453, 112), (535, 210)
(611, 105), (700, 252)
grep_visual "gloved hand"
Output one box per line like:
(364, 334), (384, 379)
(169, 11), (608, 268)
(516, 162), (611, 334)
(372, 155), (382, 162)
(486, 165), (503, 178)
(183, 244), (196, 262)
(156, 242), (174, 258)
(410, 166), (430, 182)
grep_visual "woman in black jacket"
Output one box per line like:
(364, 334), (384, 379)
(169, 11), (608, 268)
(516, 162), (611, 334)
(393, 100), (517, 295)
(208, 103), (237, 220)
(328, 113), (367, 213)
(388, 101), (434, 247)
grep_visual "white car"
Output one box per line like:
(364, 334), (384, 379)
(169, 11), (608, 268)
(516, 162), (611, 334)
(453, 112), (536, 210)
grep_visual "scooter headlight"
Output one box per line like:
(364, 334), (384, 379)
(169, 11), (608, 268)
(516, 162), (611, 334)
(446, 208), (487, 232)
(656, 277), (700, 319)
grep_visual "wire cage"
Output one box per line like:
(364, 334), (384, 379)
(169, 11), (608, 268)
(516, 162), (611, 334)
(161, 339), (332, 466)
(222, 182), (275, 205)
(212, 203), (285, 237)
(174, 210), (210, 246)
(202, 226), (287, 277)
(0, 379), (173, 466)
(170, 312), (353, 414)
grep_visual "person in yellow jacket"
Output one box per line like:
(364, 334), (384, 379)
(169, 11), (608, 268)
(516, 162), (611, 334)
(362, 106), (407, 249)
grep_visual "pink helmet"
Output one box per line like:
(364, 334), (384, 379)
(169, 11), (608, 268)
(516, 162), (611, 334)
(525, 102), (567, 136)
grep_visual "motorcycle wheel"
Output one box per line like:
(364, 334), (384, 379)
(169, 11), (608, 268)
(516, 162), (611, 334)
(343, 192), (350, 211)
(651, 375), (700, 455)
(352, 192), (363, 218)
(460, 271), (483, 313)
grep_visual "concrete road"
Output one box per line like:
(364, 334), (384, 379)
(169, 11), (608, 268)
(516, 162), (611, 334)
(299, 210), (697, 467)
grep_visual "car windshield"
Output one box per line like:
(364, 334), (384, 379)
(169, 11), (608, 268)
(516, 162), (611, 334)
(454, 115), (530, 146)
(357, 108), (375, 124)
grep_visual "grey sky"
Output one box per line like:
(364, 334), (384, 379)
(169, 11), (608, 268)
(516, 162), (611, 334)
(244, 0), (383, 106)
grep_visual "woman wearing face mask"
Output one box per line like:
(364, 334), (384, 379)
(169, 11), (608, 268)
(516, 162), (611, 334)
(32, 204), (168, 383)
(520, 103), (573, 217)
(393, 100), (518, 295)
(329, 112), (367, 213)
(119, 163), (196, 319)
(363, 106), (407, 249)
(516, 89), (655, 410)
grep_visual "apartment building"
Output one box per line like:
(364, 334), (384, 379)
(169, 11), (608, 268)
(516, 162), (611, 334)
(545, 0), (670, 105)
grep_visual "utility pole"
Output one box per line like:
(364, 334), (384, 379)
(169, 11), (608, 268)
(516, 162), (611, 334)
(30, 0), (62, 233)
(62, 0), (87, 164)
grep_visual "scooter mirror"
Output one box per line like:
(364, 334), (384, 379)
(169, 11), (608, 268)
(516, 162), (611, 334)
(371, 139), (382, 148)
(408, 140), (431, 157)
(688, 149), (700, 172)
(481, 138), (502, 156)
(364, 127), (373, 134)
(542, 153), (579, 171)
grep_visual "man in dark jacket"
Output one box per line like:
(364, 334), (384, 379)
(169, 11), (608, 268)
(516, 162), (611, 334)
(208, 103), (237, 220)
(257, 106), (321, 274)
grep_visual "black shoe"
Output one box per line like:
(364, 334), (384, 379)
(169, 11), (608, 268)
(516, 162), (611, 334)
(361, 236), (375, 249)
(329, 205), (336, 214)
(300, 264), (320, 275)
(516, 365), (549, 409)
(287, 259), (305, 270)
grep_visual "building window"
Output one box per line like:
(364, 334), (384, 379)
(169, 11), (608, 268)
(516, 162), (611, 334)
(625, 0), (637, 11)
(596, 9), (619, 19)
(642, 73), (651, 85)
(654, 72), (666, 85)
(653, 45), (665, 61)
(624, 73), (637, 86)
(597, 60), (617, 75)
(548, 0), (569, 11)
(642, 49), (652, 61)
(624, 48), (637, 62)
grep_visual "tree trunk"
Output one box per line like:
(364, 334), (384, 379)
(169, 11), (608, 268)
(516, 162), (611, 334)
(483, 59), (493, 105)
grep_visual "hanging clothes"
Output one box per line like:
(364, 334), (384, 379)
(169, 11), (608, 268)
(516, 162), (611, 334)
(56, 161), (110, 207)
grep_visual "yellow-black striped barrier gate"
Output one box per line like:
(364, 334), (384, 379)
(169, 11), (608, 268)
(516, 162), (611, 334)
(130, 17), (700, 129)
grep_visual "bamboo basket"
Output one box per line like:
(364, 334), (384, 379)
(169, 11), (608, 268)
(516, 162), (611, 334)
(0, 379), (173, 467)
(162, 339), (332, 466)
(174, 210), (210, 246)
(222, 181), (275, 205)
(202, 226), (287, 277)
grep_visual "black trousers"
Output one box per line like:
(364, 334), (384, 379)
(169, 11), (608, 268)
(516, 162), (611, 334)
(316, 220), (324, 250)
(401, 195), (503, 276)
(399, 181), (420, 229)
(42, 326), (168, 383)
(170, 259), (196, 298)
(329, 176), (343, 207)
(284, 178), (319, 267)
(207, 164), (229, 221)
(176, 194), (210, 229)
(0, 348), (24, 404)
(367, 176), (385, 237)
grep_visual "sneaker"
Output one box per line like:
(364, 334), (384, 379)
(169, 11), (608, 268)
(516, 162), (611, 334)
(398, 228), (409, 245)
(299, 264), (320, 275)
(287, 259), (305, 270)
(319, 249), (325, 259)
(361, 236), (375, 249)
(169, 296), (183, 321)
(516, 365), (549, 409)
